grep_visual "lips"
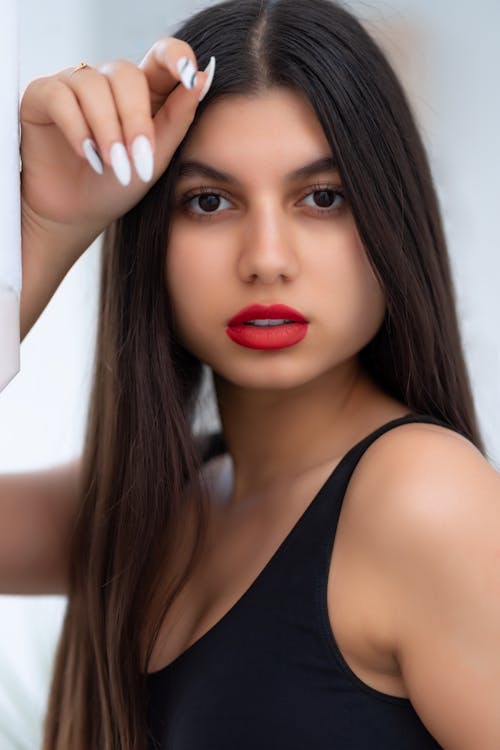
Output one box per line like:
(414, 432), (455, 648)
(228, 304), (308, 327)
(226, 303), (309, 350)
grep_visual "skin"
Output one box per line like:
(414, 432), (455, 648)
(21, 39), (500, 741)
(159, 92), (500, 745)
(166, 86), (407, 511)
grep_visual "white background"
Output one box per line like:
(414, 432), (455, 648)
(0, 0), (498, 746)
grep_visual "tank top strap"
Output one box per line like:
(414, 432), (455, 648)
(196, 412), (469, 596)
(296, 411), (466, 538)
(321, 411), (467, 500)
(247, 411), (469, 596)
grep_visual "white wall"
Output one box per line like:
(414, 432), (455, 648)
(0, 2), (100, 747)
(0, 1), (498, 747)
(348, 0), (500, 465)
(0, 1), (21, 397)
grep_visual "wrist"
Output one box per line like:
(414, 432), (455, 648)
(20, 200), (102, 341)
(21, 199), (99, 267)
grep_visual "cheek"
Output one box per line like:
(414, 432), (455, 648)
(166, 220), (227, 288)
(313, 227), (386, 339)
(165, 227), (225, 345)
(165, 215), (386, 352)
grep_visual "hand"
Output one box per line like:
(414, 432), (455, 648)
(20, 37), (214, 252)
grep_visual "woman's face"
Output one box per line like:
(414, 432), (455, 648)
(166, 87), (385, 392)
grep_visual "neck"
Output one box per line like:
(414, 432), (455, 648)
(212, 359), (383, 501)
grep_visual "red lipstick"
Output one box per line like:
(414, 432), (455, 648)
(226, 304), (309, 350)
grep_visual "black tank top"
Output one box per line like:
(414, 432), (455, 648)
(146, 413), (463, 749)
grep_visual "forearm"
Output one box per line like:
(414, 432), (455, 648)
(20, 201), (99, 341)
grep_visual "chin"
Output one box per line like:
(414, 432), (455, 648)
(211, 360), (329, 392)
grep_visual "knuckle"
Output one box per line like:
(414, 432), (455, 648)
(95, 60), (120, 77)
(97, 59), (139, 81)
(28, 74), (50, 90)
(20, 77), (40, 103)
(157, 36), (195, 62)
(44, 78), (68, 106)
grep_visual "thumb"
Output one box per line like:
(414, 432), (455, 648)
(153, 60), (215, 176)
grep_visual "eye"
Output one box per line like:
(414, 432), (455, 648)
(299, 185), (346, 215)
(182, 188), (233, 218)
(180, 184), (346, 220)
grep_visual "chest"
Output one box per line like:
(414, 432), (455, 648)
(146, 455), (407, 699)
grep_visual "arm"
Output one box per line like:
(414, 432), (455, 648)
(0, 457), (82, 595)
(364, 426), (500, 749)
(18, 37), (212, 343)
(20, 199), (99, 341)
(7, 36), (213, 594)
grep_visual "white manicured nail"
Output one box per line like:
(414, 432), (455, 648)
(198, 56), (216, 102)
(131, 135), (154, 182)
(110, 142), (131, 186)
(83, 138), (104, 175)
(177, 56), (198, 90)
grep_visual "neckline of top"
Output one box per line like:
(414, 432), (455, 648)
(146, 413), (446, 678)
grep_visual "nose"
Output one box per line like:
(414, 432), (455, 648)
(237, 199), (300, 284)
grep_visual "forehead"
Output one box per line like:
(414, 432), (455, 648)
(180, 87), (333, 165)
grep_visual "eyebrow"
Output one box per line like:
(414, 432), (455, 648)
(176, 156), (339, 187)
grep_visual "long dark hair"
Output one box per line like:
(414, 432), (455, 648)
(42, 1), (485, 748)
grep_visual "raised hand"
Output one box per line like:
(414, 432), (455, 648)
(20, 37), (215, 252)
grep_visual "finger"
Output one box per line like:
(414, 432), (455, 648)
(58, 65), (135, 184)
(93, 60), (158, 183)
(150, 68), (211, 177)
(138, 37), (202, 115)
(20, 76), (104, 173)
(95, 59), (210, 184)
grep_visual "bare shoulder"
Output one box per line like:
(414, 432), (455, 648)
(349, 421), (500, 748)
(349, 417), (500, 579)
(383, 415), (488, 463)
(351, 417), (497, 513)
(362, 422), (500, 531)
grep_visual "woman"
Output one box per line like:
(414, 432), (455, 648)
(16, 0), (499, 748)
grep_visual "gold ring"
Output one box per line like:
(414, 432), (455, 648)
(71, 61), (91, 75)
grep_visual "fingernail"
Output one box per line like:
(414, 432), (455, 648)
(131, 135), (154, 182)
(110, 142), (131, 186)
(83, 138), (104, 175)
(198, 56), (216, 102)
(177, 56), (198, 90)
